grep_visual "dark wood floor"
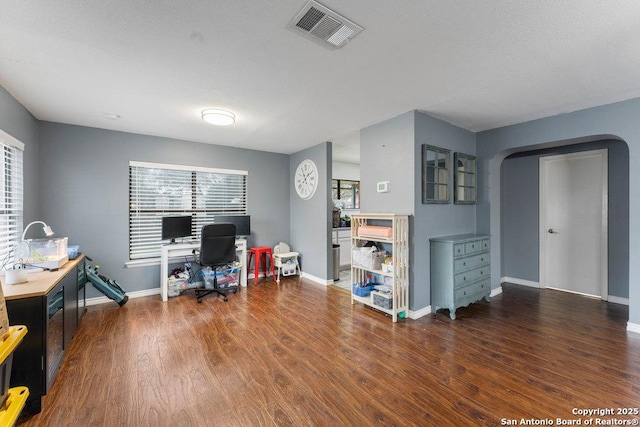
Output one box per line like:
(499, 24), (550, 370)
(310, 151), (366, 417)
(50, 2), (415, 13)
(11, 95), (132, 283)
(18, 279), (640, 426)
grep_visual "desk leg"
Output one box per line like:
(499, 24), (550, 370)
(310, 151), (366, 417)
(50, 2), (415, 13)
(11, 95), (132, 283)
(240, 244), (247, 287)
(161, 250), (168, 302)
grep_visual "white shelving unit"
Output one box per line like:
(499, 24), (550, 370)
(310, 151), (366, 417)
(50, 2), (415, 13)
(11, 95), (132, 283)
(350, 213), (410, 322)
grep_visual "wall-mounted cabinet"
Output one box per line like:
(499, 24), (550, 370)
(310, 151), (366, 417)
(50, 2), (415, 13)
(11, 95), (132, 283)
(454, 152), (477, 204)
(422, 145), (450, 204)
(350, 213), (409, 322)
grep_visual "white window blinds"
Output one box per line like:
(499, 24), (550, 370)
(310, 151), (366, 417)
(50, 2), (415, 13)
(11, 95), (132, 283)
(129, 162), (248, 260)
(0, 136), (24, 269)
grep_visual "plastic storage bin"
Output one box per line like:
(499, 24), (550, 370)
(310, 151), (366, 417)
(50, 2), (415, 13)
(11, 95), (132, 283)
(371, 290), (393, 309)
(26, 237), (69, 269)
(67, 245), (80, 260)
(352, 284), (375, 297)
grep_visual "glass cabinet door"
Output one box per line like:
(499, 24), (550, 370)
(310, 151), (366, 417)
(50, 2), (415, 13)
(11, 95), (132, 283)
(454, 152), (477, 204)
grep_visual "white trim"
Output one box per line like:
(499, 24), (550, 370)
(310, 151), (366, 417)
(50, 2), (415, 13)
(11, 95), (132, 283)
(408, 305), (431, 320)
(125, 258), (161, 268)
(126, 253), (195, 268)
(490, 286), (503, 297)
(129, 160), (247, 176)
(627, 322), (640, 335)
(0, 129), (25, 150)
(546, 286), (601, 299)
(607, 295), (629, 306)
(85, 287), (160, 306)
(301, 271), (331, 286)
(539, 149), (608, 299)
(501, 276), (540, 288)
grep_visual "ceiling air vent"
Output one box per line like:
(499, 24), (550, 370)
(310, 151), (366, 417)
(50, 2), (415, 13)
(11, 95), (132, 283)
(288, 1), (363, 49)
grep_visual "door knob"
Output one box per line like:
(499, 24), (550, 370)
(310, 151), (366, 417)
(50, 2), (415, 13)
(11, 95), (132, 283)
(548, 228), (558, 234)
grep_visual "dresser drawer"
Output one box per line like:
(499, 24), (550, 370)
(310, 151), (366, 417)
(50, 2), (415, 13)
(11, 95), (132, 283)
(454, 265), (490, 287)
(453, 243), (464, 257)
(453, 252), (490, 273)
(480, 238), (490, 252)
(455, 278), (490, 300)
(464, 240), (484, 255)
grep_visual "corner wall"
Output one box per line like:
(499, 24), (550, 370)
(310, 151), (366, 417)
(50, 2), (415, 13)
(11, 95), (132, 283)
(359, 111), (476, 313)
(290, 142), (332, 282)
(0, 86), (39, 224)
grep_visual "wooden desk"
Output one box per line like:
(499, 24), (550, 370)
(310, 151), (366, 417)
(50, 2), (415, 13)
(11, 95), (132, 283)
(160, 239), (247, 302)
(2, 255), (86, 415)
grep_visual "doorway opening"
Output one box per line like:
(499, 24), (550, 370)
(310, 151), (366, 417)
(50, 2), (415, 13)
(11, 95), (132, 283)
(500, 139), (629, 304)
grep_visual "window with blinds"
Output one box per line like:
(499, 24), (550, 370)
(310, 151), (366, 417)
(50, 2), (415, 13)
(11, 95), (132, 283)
(0, 135), (24, 270)
(129, 161), (247, 260)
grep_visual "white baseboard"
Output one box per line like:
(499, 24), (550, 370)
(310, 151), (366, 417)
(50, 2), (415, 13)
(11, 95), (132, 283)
(85, 287), (160, 307)
(409, 305), (431, 320)
(301, 271), (330, 286)
(501, 276), (540, 288)
(627, 322), (640, 335)
(490, 286), (503, 297)
(607, 295), (629, 305)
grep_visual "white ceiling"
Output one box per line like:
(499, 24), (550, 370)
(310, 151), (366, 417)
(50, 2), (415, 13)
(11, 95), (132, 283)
(2, 1), (640, 165)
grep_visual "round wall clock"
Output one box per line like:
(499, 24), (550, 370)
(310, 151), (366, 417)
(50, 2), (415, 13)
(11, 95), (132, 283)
(294, 159), (318, 200)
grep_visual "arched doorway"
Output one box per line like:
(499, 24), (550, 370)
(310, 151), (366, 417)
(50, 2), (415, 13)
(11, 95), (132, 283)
(499, 139), (628, 302)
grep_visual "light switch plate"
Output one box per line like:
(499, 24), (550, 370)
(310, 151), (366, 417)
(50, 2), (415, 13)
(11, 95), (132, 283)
(377, 181), (390, 193)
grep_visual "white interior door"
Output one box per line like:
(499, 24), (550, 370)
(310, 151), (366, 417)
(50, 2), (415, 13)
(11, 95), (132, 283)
(539, 149), (608, 298)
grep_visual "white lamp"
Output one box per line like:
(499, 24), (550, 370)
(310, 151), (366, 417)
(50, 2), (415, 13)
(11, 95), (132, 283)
(21, 221), (54, 241)
(201, 109), (235, 126)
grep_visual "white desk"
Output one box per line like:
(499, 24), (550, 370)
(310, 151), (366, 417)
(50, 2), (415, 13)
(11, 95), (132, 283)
(160, 239), (247, 302)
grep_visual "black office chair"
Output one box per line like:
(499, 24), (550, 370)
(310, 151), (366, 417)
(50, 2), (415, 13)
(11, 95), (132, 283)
(194, 223), (237, 303)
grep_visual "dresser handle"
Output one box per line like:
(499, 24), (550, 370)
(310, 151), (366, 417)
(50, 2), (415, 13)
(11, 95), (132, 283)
(463, 276), (466, 281)
(481, 258), (484, 262)
(463, 262), (466, 266)
(480, 270), (483, 275)
(463, 291), (467, 295)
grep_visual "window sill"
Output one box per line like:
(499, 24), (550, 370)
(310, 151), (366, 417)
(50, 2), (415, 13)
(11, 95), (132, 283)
(125, 255), (192, 269)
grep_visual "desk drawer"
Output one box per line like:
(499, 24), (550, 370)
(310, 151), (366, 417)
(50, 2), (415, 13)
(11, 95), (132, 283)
(453, 252), (489, 273)
(454, 265), (490, 288)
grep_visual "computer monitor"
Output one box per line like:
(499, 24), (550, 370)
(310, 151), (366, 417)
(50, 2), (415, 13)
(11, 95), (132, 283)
(215, 215), (250, 237)
(161, 215), (193, 243)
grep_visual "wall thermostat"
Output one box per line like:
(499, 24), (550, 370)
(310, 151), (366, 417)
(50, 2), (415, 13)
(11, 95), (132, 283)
(377, 181), (390, 193)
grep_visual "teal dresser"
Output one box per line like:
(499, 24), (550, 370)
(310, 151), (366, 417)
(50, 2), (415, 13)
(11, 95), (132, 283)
(430, 234), (491, 319)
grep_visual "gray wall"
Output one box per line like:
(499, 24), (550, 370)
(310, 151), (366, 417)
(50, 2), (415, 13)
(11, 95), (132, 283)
(500, 139), (629, 298)
(0, 86), (39, 225)
(289, 142), (332, 280)
(500, 156), (539, 281)
(360, 111), (415, 214)
(360, 110), (476, 312)
(477, 98), (640, 325)
(37, 121), (291, 297)
(413, 111), (477, 310)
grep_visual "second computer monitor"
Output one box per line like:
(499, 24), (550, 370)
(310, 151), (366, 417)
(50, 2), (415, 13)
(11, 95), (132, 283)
(215, 215), (250, 237)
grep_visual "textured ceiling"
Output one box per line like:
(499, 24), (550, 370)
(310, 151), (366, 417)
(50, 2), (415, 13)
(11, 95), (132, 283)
(2, 1), (640, 164)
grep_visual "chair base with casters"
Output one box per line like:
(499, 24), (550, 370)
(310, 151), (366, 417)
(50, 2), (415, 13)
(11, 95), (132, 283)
(273, 242), (300, 283)
(195, 272), (237, 303)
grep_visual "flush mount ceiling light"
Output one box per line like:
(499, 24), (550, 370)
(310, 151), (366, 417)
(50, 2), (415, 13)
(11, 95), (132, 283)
(201, 109), (235, 126)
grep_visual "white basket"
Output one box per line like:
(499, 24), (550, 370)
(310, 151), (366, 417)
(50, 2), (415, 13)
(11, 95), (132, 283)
(352, 248), (387, 270)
